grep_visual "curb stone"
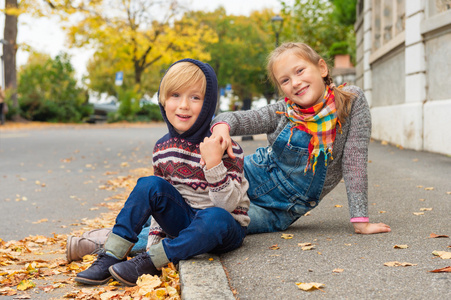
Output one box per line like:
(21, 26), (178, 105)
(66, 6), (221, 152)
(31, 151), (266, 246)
(180, 254), (235, 300)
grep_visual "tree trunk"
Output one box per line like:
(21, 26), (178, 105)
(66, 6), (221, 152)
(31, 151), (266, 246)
(3, 0), (18, 112)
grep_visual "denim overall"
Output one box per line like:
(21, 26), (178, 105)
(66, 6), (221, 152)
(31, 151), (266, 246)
(245, 123), (328, 234)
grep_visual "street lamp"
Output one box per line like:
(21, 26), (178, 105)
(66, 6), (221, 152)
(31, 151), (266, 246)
(271, 15), (284, 48)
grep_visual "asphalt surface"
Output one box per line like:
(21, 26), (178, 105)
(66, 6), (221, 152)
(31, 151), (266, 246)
(1, 123), (450, 299)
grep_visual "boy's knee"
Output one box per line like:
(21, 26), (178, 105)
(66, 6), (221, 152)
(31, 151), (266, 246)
(196, 207), (233, 230)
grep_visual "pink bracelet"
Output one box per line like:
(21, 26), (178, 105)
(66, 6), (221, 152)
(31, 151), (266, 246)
(350, 217), (369, 223)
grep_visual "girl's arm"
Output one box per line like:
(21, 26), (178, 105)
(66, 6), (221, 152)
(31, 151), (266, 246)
(342, 87), (390, 234)
(200, 137), (246, 212)
(210, 100), (285, 158)
(211, 101), (285, 136)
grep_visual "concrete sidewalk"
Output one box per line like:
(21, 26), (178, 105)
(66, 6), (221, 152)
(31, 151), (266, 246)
(180, 138), (450, 299)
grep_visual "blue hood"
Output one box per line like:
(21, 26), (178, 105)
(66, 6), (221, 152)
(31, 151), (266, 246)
(158, 58), (218, 144)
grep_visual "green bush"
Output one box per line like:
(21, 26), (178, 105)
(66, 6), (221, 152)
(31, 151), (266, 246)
(17, 52), (91, 122)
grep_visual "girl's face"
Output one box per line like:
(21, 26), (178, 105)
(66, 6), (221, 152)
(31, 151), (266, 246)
(273, 51), (328, 108)
(164, 80), (204, 134)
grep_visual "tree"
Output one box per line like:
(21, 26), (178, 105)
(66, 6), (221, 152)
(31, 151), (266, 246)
(3, 0), (18, 114)
(63, 0), (217, 94)
(18, 51), (90, 122)
(188, 8), (274, 107)
(281, 0), (356, 64)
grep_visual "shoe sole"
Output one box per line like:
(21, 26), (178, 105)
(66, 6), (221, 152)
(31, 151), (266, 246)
(74, 275), (112, 285)
(66, 236), (74, 263)
(108, 266), (136, 287)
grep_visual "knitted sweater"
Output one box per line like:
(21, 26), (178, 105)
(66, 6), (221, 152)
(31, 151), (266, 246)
(147, 58), (250, 247)
(211, 85), (370, 221)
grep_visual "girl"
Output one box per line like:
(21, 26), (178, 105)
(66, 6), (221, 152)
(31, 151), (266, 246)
(210, 42), (390, 235)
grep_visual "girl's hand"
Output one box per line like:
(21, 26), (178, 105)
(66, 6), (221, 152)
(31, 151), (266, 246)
(353, 222), (391, 234)
(200, 136), (228, 170)
(211, 123), (234, 159)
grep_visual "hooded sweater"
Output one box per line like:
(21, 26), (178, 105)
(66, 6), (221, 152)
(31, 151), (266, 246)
(148, 59), (250, 247)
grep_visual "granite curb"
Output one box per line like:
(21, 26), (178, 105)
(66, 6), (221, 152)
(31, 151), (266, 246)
(179, 254), (235, 300)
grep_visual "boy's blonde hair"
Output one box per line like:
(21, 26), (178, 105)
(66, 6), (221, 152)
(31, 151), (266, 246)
(267, 42), (354, 123)
(159, 62), (207, 106)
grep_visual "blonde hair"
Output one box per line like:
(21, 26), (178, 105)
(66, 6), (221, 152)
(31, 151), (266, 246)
(159, 62), (207, 106)
(267, 42), (354, 123)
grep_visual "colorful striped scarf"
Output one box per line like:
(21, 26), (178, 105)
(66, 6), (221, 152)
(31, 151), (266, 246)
(277, 85), (341, 173)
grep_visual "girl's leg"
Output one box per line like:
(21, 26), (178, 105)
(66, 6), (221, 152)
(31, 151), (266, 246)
(157, 207), (246, 266)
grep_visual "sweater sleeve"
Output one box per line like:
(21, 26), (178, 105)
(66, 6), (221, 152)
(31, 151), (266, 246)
(202, 141), (246, 213)
(342, 87), (370, 221)
(211, 101), (286, 136)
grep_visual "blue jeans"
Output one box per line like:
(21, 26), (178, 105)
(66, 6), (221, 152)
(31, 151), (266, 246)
(112, 176), (246, 264)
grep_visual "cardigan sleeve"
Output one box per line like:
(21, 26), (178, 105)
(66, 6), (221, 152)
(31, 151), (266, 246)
(341, 87), (370, 221)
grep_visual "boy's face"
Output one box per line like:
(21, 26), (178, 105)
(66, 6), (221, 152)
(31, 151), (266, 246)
(164, 80), (205, 134)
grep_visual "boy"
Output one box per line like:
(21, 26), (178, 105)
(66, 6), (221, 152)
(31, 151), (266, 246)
(75, 59), (250, 286)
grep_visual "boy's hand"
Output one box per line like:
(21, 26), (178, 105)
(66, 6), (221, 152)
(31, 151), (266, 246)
(353, 222), (391, 234)
(200, 136), (228, 169)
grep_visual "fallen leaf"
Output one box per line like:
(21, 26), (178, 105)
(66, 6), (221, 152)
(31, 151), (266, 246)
(384, 261), (417, 267)
(298, 242), (312, 247)
(295, 282), (325, 291)
(209, 257), (214, 261)
(281, 234), (293, 239)
(432, 251), (451, 259)
(394, 245), (409, 249)
(334, 204), (342, 208)
(424, 187), (434, 191)
(379, 211), (386, 214)
(332, 268), (344, 273)
(300, 245), (314, 251)
(381, 141), (388, 145)
(17, 280), (36, 291)
(413, 212), (424, 216)
(420, 208), (432, 211)
(32, 219), (48, 224)
(428, 266), (451, 273)
(430, 233), (449, 238)
(269, 244), (280, 250)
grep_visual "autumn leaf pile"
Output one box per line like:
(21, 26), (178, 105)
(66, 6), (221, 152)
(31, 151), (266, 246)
(0, 167), (182, 299)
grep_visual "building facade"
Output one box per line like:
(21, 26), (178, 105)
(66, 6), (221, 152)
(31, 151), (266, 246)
(355, 0), (451, 156)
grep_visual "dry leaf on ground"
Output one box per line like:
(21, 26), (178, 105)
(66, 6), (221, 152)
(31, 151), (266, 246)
(384, 261), (417, 267)
(428, 266), (451, 273)
(295, 282), (325, 291)
(394, 245), (408, 249)
(269, 244), (280, 250)
(281, 234), (293, 239)
(432, 251), (451, 259)
(430, 233), (449, 238)
(332, 268), (344, 273)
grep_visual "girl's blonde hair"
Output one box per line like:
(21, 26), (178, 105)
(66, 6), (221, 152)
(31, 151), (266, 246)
(159, 62), (207, 106)
(267, 42), (354, 123)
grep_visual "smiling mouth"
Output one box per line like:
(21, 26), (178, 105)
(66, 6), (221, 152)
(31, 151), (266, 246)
(176, 114), (191, 120)
(295, 86), (308, 96)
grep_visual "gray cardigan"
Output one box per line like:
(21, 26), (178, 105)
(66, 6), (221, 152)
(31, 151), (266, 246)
(211, 85), (370, 220)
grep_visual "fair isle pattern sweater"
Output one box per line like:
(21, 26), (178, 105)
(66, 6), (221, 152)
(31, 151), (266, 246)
(211, 85), (370, 221)
(147, 137), (251, 248)
(153, 137), (250, 226)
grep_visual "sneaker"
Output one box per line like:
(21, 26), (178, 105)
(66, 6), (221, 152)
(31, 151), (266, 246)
(75, 252), (123, 285)
(109, 252), (160, 287)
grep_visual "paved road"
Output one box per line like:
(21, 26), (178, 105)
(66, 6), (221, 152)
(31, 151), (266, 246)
(1, 124), (450, 300)
(0, 123), (167, 241)
(224, 137), (451, 299)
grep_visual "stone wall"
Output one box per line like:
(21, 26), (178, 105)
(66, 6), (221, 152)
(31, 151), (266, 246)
(355, 0), (451, 156)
